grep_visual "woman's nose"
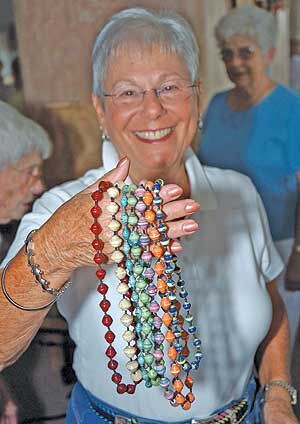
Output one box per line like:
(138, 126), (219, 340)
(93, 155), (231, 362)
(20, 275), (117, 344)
(141, 89), (165, 119)
(31, 178), (45, 195)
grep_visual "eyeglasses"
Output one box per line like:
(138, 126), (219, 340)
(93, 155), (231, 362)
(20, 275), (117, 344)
(220, 46), (256, 63)
(104, 79), (199, 109)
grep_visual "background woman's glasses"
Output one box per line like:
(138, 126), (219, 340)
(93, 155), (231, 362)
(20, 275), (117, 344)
(220, 46), (256, 63)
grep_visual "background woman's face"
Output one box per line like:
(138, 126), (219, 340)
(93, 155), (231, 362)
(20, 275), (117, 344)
(0, 152), (45, 224)
(93, 46), (200, 174)
(221, 34), (272, 90)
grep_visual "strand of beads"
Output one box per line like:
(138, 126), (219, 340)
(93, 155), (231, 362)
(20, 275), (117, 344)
(119, 183), (149, 387)
(91, 181), (138, 395)
(134, 183), (165, 388)
(151, 179), (202, 409)
(108, 187), (142, 394)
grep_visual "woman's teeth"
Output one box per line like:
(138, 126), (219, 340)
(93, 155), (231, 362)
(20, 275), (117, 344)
(135, 127), (172, 140)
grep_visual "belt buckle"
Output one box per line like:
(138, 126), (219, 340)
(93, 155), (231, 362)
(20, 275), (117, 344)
(191, 419), (213, 424)
(114, 416), (135, 424)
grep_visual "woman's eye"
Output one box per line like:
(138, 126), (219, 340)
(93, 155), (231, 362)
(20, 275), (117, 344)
(161, 84), (179, 93)
(119, 89), (138, 98)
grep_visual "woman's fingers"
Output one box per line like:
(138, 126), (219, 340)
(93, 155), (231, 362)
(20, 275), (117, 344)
(159, 184), (183, 203)
(167, 218), (199, 239)
(163, 199), (200, 221)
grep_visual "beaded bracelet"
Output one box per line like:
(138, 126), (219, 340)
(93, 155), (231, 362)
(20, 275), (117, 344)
(25, 229), (72, 297)
(1, 259), (58, 311)
(1, 229), (72, 311)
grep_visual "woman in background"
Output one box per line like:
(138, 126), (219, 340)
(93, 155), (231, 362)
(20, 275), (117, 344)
(199, 4), (300, 350)
(0, 100), (51, 260)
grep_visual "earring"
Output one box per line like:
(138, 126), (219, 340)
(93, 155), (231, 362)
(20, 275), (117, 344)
(100, 126), (110, 142)
(102, 133), (110, 142)
(198, 116), (203, 131)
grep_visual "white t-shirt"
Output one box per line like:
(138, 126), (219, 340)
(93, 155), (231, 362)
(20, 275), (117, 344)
(2, 142), (283, 420)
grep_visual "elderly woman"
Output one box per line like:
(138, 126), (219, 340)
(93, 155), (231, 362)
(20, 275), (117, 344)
(198, 5), (300, 353)
(0, 8), (298, 424)
(0, 101), (51, 259)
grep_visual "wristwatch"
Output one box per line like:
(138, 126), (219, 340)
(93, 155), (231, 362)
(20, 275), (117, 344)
(265, 380), (297, 405)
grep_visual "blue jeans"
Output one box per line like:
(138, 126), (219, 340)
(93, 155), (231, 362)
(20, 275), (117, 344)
(66, 375), (265, 423)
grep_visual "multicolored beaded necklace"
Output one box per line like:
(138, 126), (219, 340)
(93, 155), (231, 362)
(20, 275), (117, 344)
(90, 178), (203, 409)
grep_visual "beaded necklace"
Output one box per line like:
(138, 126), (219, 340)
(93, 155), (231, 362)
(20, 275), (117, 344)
(90, 178), (202, 407)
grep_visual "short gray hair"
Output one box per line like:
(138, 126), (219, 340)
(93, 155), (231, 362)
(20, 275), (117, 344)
(0, 101), (52, 170)
(92, 7), (200, 99)
(215, 5), (278, 52)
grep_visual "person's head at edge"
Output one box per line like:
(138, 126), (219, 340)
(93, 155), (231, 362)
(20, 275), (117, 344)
(0, 378), (17, 424)
(215, 5), (278, 94)
(0, 101), (52, 224)
(91, 8), (202, 194)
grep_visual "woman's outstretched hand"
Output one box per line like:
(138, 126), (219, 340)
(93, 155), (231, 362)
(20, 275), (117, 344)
(35, 157), (200, 282)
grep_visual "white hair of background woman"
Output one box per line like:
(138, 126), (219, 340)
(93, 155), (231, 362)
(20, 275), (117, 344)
(215, 4), (278, 53)
(0, 101), (52, 170)
(92, 7), (200, 100)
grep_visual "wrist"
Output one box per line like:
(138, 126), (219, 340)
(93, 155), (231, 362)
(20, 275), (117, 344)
(31, 228), (72, 289)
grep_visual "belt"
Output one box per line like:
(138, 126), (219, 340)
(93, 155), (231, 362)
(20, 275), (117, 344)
(87, 397), (248, 424)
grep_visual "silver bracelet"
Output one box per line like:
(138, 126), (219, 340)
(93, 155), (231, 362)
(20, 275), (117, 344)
(1, 259), (57, 311)
(25, 229), (71, 297)
(265, 380), (297, 405)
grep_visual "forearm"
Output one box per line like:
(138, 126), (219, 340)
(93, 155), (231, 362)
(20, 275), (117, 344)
(0, 225), (71, 370)
(256, 280), (291, 399)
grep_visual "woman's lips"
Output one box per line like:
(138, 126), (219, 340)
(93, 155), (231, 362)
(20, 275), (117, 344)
(134, 126), (174, 143)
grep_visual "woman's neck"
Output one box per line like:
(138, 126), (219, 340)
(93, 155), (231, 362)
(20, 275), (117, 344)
(129, 161), (190, 199)
(229, 77), (275, 111)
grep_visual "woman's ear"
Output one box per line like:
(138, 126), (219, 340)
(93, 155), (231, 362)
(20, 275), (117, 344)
(266, 47), (276, 63)
(92, 94), (106, 130)
(196, 80), (203, 116)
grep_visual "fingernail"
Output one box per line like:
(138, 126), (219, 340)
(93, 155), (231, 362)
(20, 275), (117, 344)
(167, 187), (182, 199)
(183, 222), (198, 233)
(171, 241), (183, 252)
(185, 202), (200, 214)
(117, 157), (129, 167)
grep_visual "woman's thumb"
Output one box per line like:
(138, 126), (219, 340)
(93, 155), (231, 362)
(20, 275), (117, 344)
(107, 157), (130, 183)
(85, 157), (130, 193)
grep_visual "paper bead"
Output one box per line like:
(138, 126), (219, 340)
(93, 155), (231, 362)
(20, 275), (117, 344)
(126, 360), (139, 372)
(124, 346), (137, 359)
(119, 298), (131, 311)
(120, 313), (134, 326)
(108, 219), (121, 231)
(107, 202), (119, 214)
(111, 250), (124, 264)
(107, 187), (119, 199)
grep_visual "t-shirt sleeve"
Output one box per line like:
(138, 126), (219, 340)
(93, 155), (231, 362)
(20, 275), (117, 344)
(255, 191), (284, 282)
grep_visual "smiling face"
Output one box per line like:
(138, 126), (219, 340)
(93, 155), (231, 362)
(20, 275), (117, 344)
(0, 152), (45, 224)
(92, 46), (200, 181)
(222, 34), (273, 91)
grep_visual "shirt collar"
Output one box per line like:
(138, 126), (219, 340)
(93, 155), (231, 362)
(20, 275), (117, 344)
(102, 140), (217, 211)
